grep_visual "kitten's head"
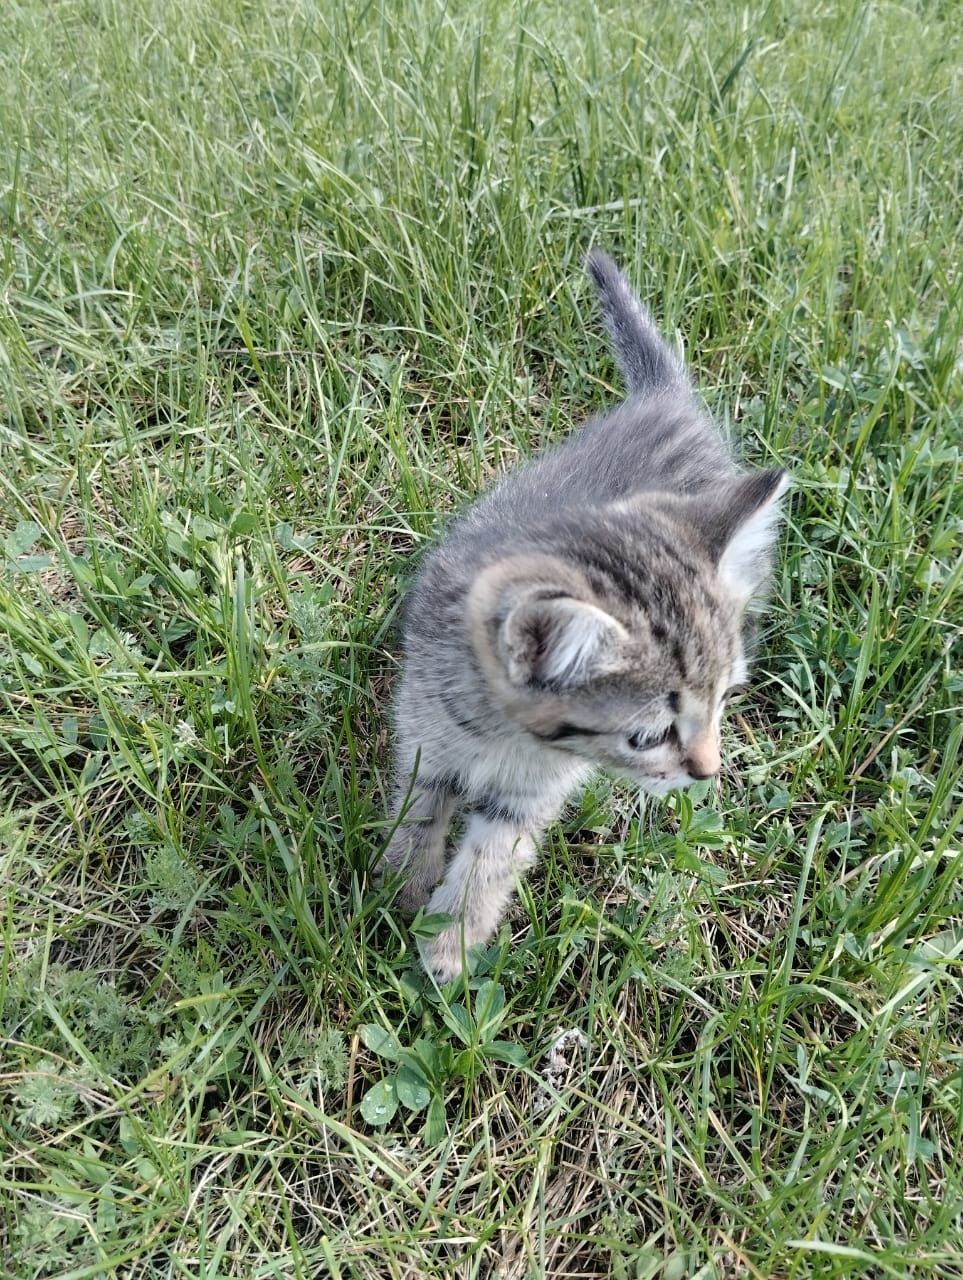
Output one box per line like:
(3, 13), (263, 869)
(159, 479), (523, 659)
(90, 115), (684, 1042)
(467, 468), (788, 794)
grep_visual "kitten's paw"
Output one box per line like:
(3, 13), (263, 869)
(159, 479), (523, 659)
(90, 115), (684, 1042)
(373, 843), (438, 914)
(418, 926), (478, 984)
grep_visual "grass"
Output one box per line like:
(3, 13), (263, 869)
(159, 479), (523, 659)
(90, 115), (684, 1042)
(0, 0), (961, 1274)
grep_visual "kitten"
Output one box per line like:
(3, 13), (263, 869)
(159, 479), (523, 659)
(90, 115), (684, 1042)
(379, 250), (788, 982)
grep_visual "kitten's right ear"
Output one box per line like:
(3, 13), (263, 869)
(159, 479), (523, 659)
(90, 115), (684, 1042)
(499, 595), (627, 688)
(690, 468), (790, 600)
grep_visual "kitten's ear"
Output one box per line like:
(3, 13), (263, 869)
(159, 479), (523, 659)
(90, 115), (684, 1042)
(699, 469), (790, 599)
(500, 595), (627, 687)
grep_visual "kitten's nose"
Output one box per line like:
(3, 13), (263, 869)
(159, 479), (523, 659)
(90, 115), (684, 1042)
(685, 734), (721, 780)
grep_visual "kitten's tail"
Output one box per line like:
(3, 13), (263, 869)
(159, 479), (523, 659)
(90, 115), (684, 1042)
(585, 249), (684, 394)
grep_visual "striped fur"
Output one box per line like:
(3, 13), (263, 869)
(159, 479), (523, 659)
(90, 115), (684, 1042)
(379, 251), (788, 981)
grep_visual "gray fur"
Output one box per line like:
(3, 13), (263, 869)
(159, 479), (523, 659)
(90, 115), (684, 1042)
(379, 250), (788, 982)
(584, 248), (684, 393)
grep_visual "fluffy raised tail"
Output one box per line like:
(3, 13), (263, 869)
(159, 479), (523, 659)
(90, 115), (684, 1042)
(585, 249), (684, 394)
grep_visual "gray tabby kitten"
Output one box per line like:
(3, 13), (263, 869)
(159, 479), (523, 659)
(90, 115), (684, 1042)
(380, 250), (788, 981)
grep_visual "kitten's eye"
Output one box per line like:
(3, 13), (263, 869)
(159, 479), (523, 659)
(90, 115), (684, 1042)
(628, 726), (672, 752)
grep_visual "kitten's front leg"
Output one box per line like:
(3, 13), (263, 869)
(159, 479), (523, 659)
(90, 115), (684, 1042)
(419, 812), (540, 982)
(379, 777), (459, 914)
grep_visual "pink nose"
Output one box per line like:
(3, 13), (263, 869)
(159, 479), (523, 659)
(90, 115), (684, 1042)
(685, 734), (721, 779)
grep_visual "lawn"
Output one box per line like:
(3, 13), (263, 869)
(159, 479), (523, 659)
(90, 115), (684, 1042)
(1, 0), (961, 1276)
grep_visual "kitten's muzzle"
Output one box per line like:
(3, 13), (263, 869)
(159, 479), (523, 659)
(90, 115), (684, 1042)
(683, 732), (721, 780)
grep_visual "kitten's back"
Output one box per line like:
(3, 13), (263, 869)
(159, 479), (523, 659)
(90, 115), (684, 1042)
(466, 251), (735, 526)
(477, 391), (734, 520)
(405, 252), (740, 625)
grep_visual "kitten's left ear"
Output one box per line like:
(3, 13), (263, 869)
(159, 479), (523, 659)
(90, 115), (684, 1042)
(500, 595), (627, 688)
(467, 554), (630, 696)
(702, 469), (790, 599)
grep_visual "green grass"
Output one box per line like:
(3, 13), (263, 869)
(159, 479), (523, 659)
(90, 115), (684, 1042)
(1, 0), (961, 1275)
